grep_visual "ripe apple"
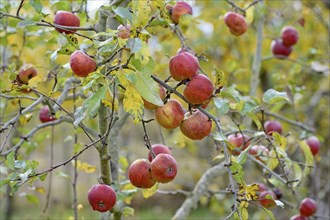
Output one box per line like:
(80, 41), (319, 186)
(290, 214), (307, 220)
(281, 26), (299, 46)
(87, 184), (116, 212)
(224, 12), (248, 36)
(180, 109), (212, 140)
(155, 99), (185, 129)
(183, 74), (214, 105)
(148, 144), (172, 162)
(117, 24), (131, 39)
(305, 136), (320, 155)
(264, 120), (283, 135)
(128, 159), (156, 188)
(170, 1), (193, 24)
(143, 85), (166, 110)
(54, 11), (80, 34)
(39, 106), (57, 123)
(299, 197), (317, 217)
(271, 39), (293, 57)
(17, 64), (37, 85)
(169, 52), (199, 81)
(259, 190), (277, 208)
(151, 153), (177, 183)
(249, 145), (270, 163)
(227, 133), (250, 156)
(70, 50), (97, 77)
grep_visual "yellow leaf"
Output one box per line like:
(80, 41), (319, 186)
(131, 1), (151, 27)
(272, 132), (287, 150)
(102, 89), (119, 111)
(134, 41), (150, 65)
(19, 113), (33, 125)
(35, 187), (46, 195)
(72, 160), (96, 174)
(77, 204), (83, 210)
(141, 182), (158, 199)
(238, 183), (259, 202)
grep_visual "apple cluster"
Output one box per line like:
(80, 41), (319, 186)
(290, 197), (317, 219)
(166, 1), (193, 24)
(128, 144), (177, 188)
(254, 182), (282, 209)
(224, 12), (248, 36)
(271, 26), (299, 57)
(87, 184), (117, 213)
(15, 64), (38, 93)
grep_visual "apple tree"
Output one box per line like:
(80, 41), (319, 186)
(0, 0), (329, 219)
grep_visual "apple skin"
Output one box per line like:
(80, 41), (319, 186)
(128, 159), (156, 188)
(180, 110), (212, 140)
(254, 182), (268, 193)
(17, 65), (37, 85)
(148, 144), (172, 162)
(305, 136), (320, 155)
(224, 12), (248, 36)
(87, 184), (116, 212)
(54, 11), (80, 34)
(183, 74), (214, 105)
(117, 24), (131, 39)
(271, 39), (293, 57)
(264, 120), (283, 135)
(143, 85), (166, 110)
(151, 153), (177, 183)
(281, 26), (299, 46)
(259, 190), (277, 208)
(299, 197), (317, 217)
(227, 133), (250, 156)
(249, 145), (270, 163)
(171, 2), (193, 24)
(155, 99), (185, 129)
(290, 214), (307, 220)
(169, 52), (199, 81)
(70, 50), (97, 77)
(39, 106), (57, 123)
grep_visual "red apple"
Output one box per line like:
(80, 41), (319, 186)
(143, 85), (166, 110)
(299, 197), (317, 217)
(117, 24), (131, 39)
(305, 136), (320, 155)
(249, 145), (270, 163)
(290, 214), (307, 220)
(259, 190), (277, 208)
(148, 144), (172, 162)
(151, 153), (177, 183)
(39, 106), (57, 123)
(70, 50), (97, 77)
(169, 52), (199, 81)
(17, 64), (37, 85)
(170, 1), (193, 24)
(155, 99), (185, 129)
(54, 11), (80, 34)
(87, 184), (116, 212)
(180, 109), (212, 140)
(271, 39), (293, 57)
(227, 133), (250, 156)
(281, 26), (299, 46)
(224, 12), (248, 36)
(255, 182), (268, 193)
(183, 74), (214, 105)
(128, 159), (156, 188)
(264, 120), (283, 135)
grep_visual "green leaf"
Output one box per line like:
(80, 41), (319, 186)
(292, 163), (302, 187)
(300, 141), (314, 176)
(17, 20), (36, 28)
(113, 6), (133, 24)
(247, 112), (261, 130)
(272, 132), (287, 150)
(213, 98), (229, 115)
(212, 132), (226, 142)
(6, 151), (15, 170)
(263, 89), (290, 104)
(26, 194), (39, 205)
(73, 86), (107, 127)
(237, 146), (249, 165)
(237, 98), (259, 116)
(122, 206), (135, 217)
(128, 59), (163, 106)
(142, 182), (158, 198)
(220, 86), (241, 102)
(229, 161), (245, 184)
(39, 173), (48, 181)
(261, 207), (275, 220)
(127, 38), (143, 54)
(30, 0), (43, 13)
